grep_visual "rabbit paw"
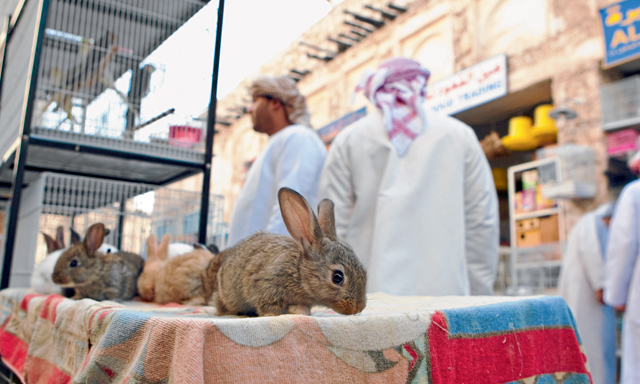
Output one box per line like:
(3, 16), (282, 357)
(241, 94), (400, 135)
(257, 305), (287, 317)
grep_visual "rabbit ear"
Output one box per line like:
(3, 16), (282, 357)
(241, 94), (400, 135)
(278, 188), (322, 248)
(42, 232), (57, 254)
(147, 234), (158, 260)
(317, 199), (337, 241)
(158, 234), (170, 261)
(70, 228), (82, 245)
(55, 226), (65, 249)
(84, 223), (106, 254)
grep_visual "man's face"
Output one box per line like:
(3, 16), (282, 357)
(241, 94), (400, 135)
(248, 95), (274, 134)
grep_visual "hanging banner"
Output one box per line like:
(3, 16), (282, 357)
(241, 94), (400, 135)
(600, 0), (640, 68)
(424, 53), (507, 116)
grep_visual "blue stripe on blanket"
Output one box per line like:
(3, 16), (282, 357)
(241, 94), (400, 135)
(505, 373), (590, 384)
(441, 296), (582, 343)
(97, 310), (153, 348)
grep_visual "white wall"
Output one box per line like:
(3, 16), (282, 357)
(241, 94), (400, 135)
(4, 174), (44, 288)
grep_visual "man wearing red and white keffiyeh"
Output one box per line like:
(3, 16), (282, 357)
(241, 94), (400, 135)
(354, 58), (430, 157)
(319, 57), (499, 297)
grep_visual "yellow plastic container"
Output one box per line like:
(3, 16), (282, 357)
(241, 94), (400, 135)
(501, 116), (538, 151)
(531, 104), (558, 144)
(492, 168), (508, 192)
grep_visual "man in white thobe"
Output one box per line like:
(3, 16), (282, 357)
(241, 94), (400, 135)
(605, 178), (640, 383)
(318, 57), (499, 296)
(228, 75), (326, 247)
(558, 202), (616, 384)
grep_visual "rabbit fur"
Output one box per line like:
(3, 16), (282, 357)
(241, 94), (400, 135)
(167, 243), (195, 258)
(204, 187), (367, 317)
(155, 248), (214, 305)
(52, 223), (143, 301)
(31, 227), (118, 295)
(138, 234), (213, 304)
(31, 227), (66, 295)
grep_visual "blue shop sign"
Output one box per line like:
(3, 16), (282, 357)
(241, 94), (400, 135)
(600, 0), (640, 68)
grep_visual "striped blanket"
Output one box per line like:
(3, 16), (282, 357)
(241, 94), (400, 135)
(0, 289), (591, 383)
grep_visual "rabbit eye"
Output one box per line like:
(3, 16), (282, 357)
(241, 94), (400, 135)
(70, 259), (78, 268)
(332, 270), (344, 286)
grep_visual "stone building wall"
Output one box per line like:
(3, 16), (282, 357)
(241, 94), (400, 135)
(199, 0), (618, 238)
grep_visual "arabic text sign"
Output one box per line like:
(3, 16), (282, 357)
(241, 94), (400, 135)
(600, 0), (640, 68)
(424, 53), (507, 116)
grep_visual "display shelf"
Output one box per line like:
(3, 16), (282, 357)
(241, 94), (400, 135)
(514, 260), (562, 269)
(513, 207), (560, 220)
(507, 157), (564, 294)
(514, 241), (564, 253)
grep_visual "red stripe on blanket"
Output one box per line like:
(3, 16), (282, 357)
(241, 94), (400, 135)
(404, 343), (418, 371)
(23, 355), (71, 384)
(428, 311), (589, 384)
(20, 293), (43, 311)
(38, 295), (65, 324)
(0, 330), (28, 374)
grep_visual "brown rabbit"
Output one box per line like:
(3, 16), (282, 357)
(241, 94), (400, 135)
(154, 248), (214, 305)
(137, 233), (171, 302)
(205, 187), (367, 317)
(52, 223), (144, 301)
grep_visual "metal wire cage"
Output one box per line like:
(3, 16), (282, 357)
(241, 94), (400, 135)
(15, 0), (209, 163)
(600, 75), (640, 131)
(498, 243), (563, 296)
(7, 172), (224, 288)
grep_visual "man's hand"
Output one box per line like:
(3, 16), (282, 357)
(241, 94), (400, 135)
(615, 305), (626, 312)
(595, 289), (605, 305)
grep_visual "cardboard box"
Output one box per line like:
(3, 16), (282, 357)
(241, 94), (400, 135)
(516, 229), (541, 247)
(540, 214), (559, 243)
(516, 218), (540, 232)
(515, 215), (558, 247)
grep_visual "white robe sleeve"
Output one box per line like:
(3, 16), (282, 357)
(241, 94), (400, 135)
(463, 129), (500, 295)
(318, 135), (354, 241)
(265, 130), (326, 235)
(558, 216), (582, 295)
(578, 216), (606, 292)
(604, 185), (640, 307)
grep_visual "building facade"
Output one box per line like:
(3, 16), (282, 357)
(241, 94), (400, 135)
(196, 0), (636, 248)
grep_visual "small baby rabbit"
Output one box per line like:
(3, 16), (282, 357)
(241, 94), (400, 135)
(155, 248), (214, 305)
(52, 223), (144, 301)
(31, 226), (118, 296)
(205, 187), (367, 317)
(137, 233), (171, 302)
(138, 233), (214, 304)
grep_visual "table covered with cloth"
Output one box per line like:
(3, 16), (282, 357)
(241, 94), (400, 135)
(0, 288), (591, 383)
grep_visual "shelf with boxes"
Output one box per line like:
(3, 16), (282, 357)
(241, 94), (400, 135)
(515, 214), (560, 248)
(507, 157), (564, 294)
(505, 145), (595, 294)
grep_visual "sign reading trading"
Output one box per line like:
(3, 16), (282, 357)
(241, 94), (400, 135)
(600, 0), (640, 68)
(424, 53), (507, 116)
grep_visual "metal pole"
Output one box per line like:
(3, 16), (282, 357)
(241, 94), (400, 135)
(116, 195), (126, 250)
(1, 0), (50, 289)
(199, 0), (225, 245)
